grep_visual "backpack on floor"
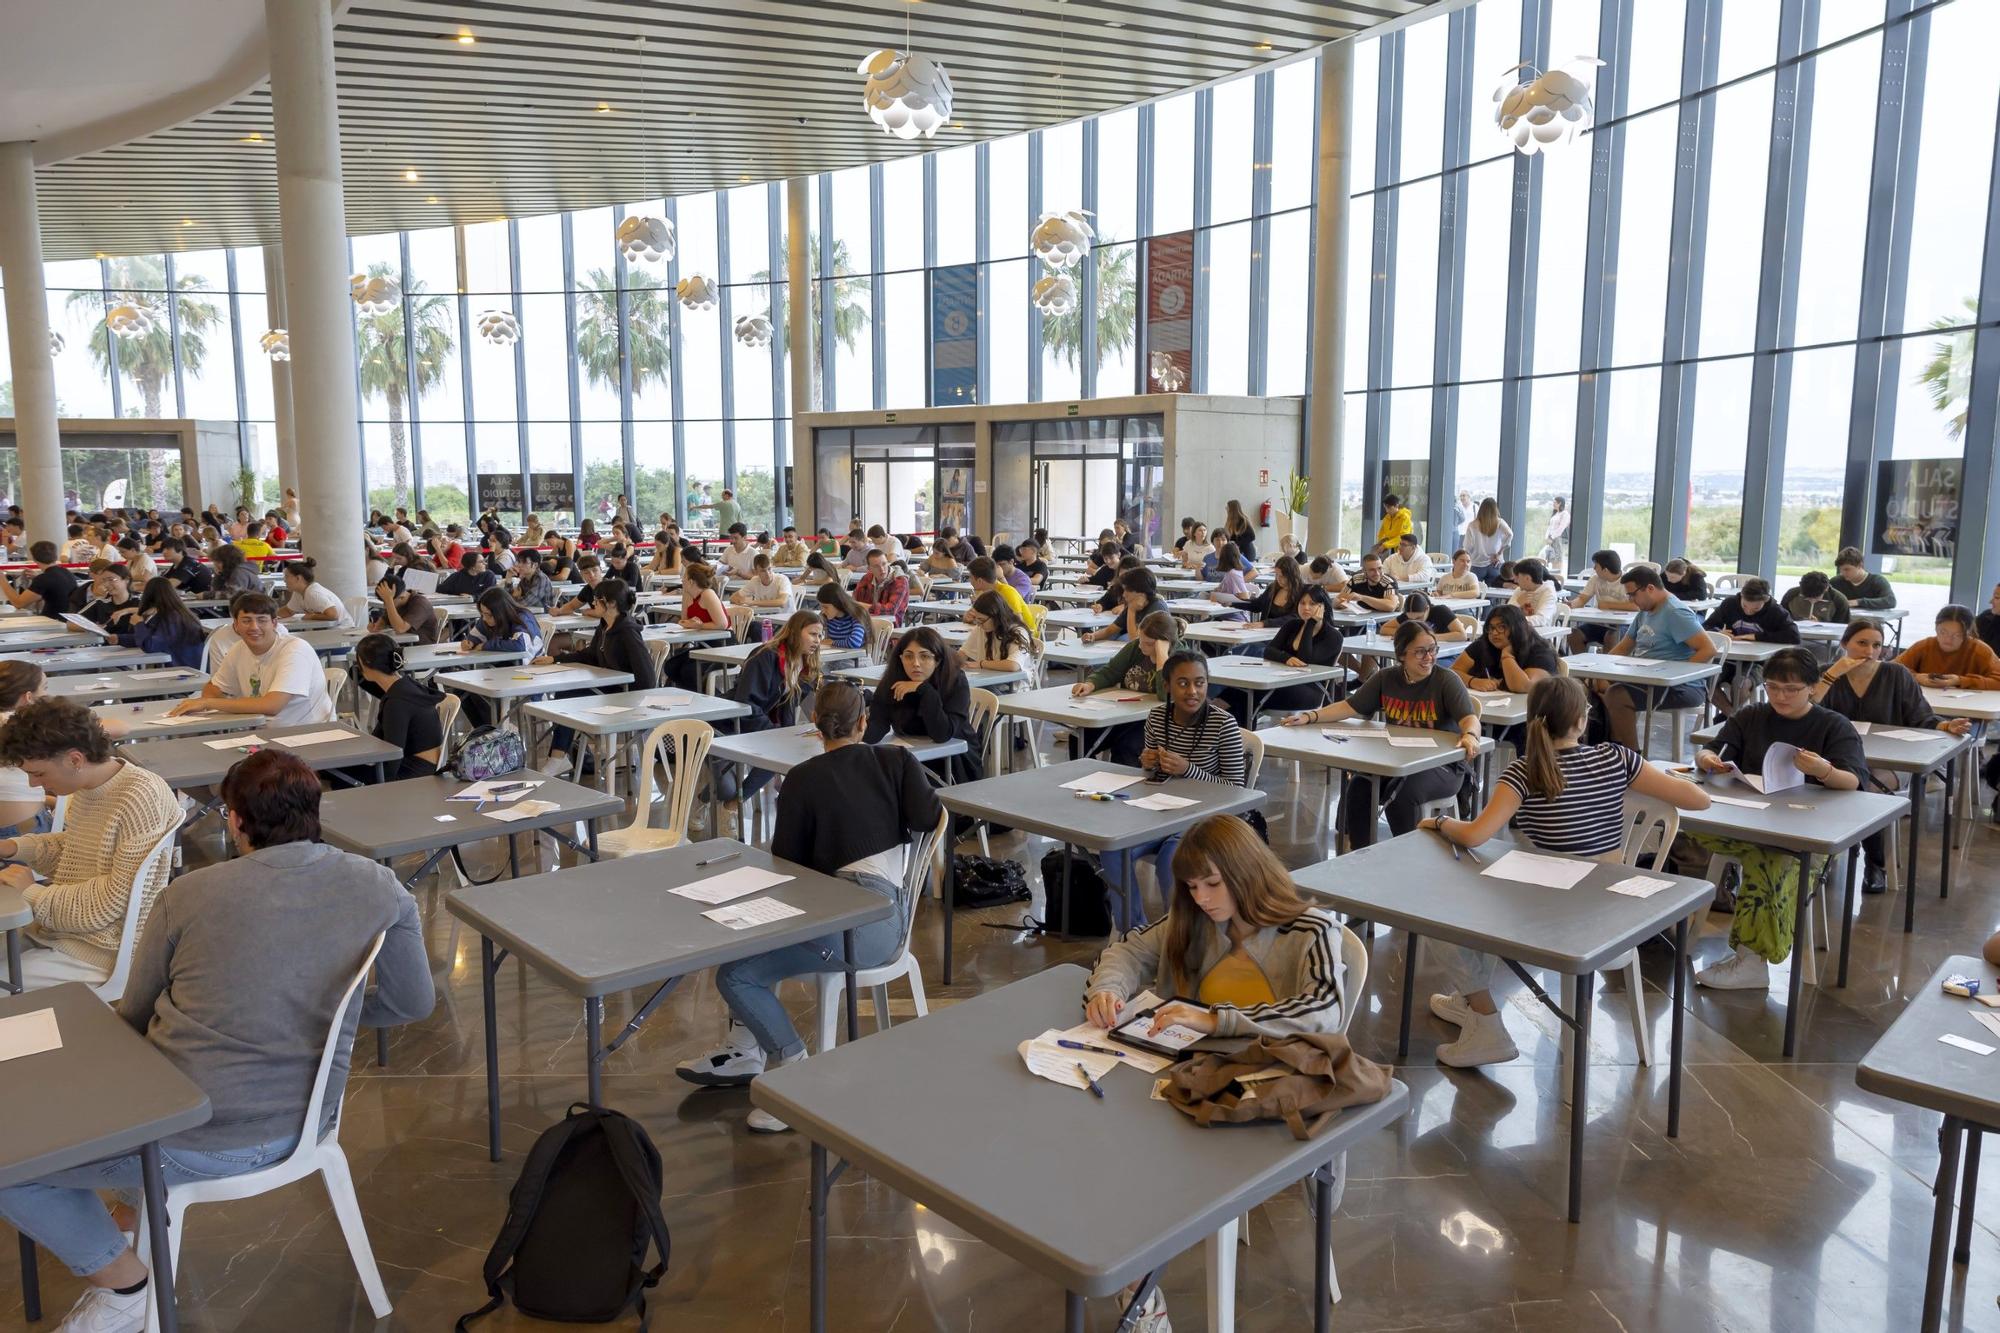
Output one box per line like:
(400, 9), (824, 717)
(1034, 848), (1115, 937)
(450, 726), (528, 782)
(456, 1104), (672, 1331)
(952, 854), (1031, 910)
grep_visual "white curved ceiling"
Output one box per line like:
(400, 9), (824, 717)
(19, 0), (1439, 262)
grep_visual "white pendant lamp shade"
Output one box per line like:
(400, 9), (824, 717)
(858, 48), (953, 140)
(350, 271), (401, 314)
(1494, 58), (1603, 155)
(260, 328), (291, 361)
(1030, 211), (1095, 270)
(677, 274), (718, 310)
(734, 312), (773, 347)
(616, 214), (675, 265)
(46, 330), (64, 356)
(475, 308), (520, 346)
(1150, 350), (1186, 393)
(105, 303), (155, 338)
(1032, 273), (1078, 317)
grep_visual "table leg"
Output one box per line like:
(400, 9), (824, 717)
(1060, 844), (1074, 938)
(1397, 932), (1418, 1059)
(1205, 1218), (1238, 1333)
(585, 997), (604, 1107)
(941, 845), (956, 986)
(1782, 852), (1811, 1058)
(508, 832), (521, 879)
(140, 1142), (179, 1333)
(18, 1233), (39, 1322)
(1065, 1291), (1085, 1333)
(482, 935), (501, 1162)
(1957, 1127), (1983, 1264)
(842, 928), (859, 1042)
(1923, 1115), (1964, 1333)
(1313, 1163), (1334, 1333)
(1567, 971), (1593, 1223)
(1907, 774), (1924, 925)
(1942, 757), (1955, 900)
(1668, 917), (1687, 1139)
(810, 1143), (828, 1333)
(5, 926), (20, 995)
(1838, 848), (1857, 989)
(375, 1024), (388, 1068)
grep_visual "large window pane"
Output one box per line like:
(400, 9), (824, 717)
(1042, 120), (1084, 218)
(1469, 0), (1523, 167)
(1624, 0), (1686, 115)
(1899, 0), (2000, 334)
(1095, 242), (1139, 395)
(1349, 41), (1379, 192)
(1391, 179), (1440, 386)
(1270, 59), (1317, 214)
(1685, 357), (1752, 568)
(1399, 14), (1448, 179)
(1601, 368), (1660, 561)
(1152, 92), (1196, 235)
(1454, 382), (1502, 521)
(1882, 331), (1962, 618)
(1096, 108), (1139, 244)
(987, 259), (1029, 403)
(1458, 158), (1511, 383)
(1792, 35), (1879, 345)
(934, 145), (977, 266)
(1525, 376), (1579, 573)
(1205, 222), (1251, 395)
(884, 270), (926, 408)
(1697, 75), (1773, 358)
(1531, 136), (1591, 374)
(1610, 107), (1675, 366)
(1209, 77), (1255, 225)
(1779, 347), (1851, 575)
(1264, 211), (1311, 395)
(988, 135), (1028, 259)
(879, 160), (922, 278)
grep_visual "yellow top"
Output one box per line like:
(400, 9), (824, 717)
(1375, 507), (1413, 548)
(989, 578), (1044, 634)
(234, 538), (274, 559)
(1197, 947), (1278, 1009)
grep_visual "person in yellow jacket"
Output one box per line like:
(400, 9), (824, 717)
(1373, 492), (1414, 555)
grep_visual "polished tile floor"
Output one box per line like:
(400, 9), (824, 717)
(5, 734), (1999, 1331)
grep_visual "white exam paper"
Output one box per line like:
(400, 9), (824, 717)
(1872, 727), (1938, 743)
(1606, 875), (1676, 900)
(1387, 737), (1438, 749)
(203, 734), (266, 749)
(399, 568), (440, 596)
(1940, 1033), (1995, 1056)
(704, 897), (806, 930)
(484, 799), (559, 823)
(586, 705), (635, 716)
(60, 614), (112, 638)
(670, 866), (793, 905)
(271, 729), (354, 748)
(1126, 792), (1199, 812)
(1045, 1018), (1174, 1074)
(1706, 793), (1770, 810)
(1061, 771), (1145, 795)
(1971, 1012), (2000, 1044)
(1018, 1036), (1116, 1090)
(0, 1008), (61, 1063)
(128, 669), (196, 681)
(452, 779), (544, 801)
(1480, 850), (1595, 891)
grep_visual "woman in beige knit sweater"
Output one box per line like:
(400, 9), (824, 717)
(0, 699), (180, 988)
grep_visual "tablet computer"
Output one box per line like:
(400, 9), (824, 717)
(1108, 999), (1210, 1060)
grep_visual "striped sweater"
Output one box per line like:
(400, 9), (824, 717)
(1142, 702), (1248, 787)
(14, 761), (181, 974)
(1085, 908), (1347, 1039)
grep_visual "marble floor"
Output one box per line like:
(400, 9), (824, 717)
(5, 734), (2000, 1331)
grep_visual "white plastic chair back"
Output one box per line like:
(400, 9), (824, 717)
(899, 808), (950, 943)
(434, 693), (463, 765)
(198, 632), (219, 676)
(323, 664), (352, 721)
(91, 827), (178, 1004)
(1336, 924), (1367, 1035)
(1618, 796), (1681, 868)
(605, 719), (713, 851)
(728, 604), (757, 643)
(1239, 728), (1266, 788)
(50, 794), (68, 833)
(341, 594), (367, 630)
(646, 636), (674, 681)
(868, 617), (895, 665)
(968, 687), (1000, 767)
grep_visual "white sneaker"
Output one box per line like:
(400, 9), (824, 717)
(1115, 1281), (1172, 1332)
(674, 1022), (766, 1087)
(538, 751), (573, 776)
(1696, 946), (1771, 991)
(746, 1050), (806, 1134)
(1436, 1009), (1519, 1068)
(1429, 992), (1473, 1027)
(57, 1284), (148, 1333)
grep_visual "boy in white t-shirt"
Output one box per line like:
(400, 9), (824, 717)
(275, 559), (352, 628)
(167, 594), (334, 728)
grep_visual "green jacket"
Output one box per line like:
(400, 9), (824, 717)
(1086, 636), (1183, 699)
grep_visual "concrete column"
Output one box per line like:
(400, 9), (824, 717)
(1305, 40), (1354, 552)
(785, 177), (816, 537)
(260, 243), (299, 501)
(0, 142), (68, 547)
(265, 0), (364, 600)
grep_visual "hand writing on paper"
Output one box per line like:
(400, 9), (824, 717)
(1695, 751), (1730, 775)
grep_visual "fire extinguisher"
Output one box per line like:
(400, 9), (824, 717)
(1258, 500), (1272, 528)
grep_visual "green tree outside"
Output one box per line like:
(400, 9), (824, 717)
(1040, 241), (1138, 373)
(353, 261), (456, 510)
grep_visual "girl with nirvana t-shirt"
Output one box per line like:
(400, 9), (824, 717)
(1420, 677), (1710, 1066)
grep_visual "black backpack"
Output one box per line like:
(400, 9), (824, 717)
(952, 854), (1030, 910)
(1036, 848), (1115, 936)
(456, 1104), (672, 1331)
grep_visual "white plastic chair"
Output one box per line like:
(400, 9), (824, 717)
(341, 593), (368, 630)
(1596, 797), (1682, 1069)
(868, 616), (896, 665)
(138, 933), (394, 1331)
(434, 693), (463, 766)
(814, 808), (949, 1052)
(323, 664), (352, 724)
(91, 829), (179, 1005)
(597, 719), (713, 858)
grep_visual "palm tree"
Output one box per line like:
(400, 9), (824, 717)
(755, 234), (869, 410)
(1917, 296), (1977, 440)
(353, 261), (456, 507)
(574, 267), (672, 395)
(66, 255), (220, 505)
(1040, 241), (1138, 373)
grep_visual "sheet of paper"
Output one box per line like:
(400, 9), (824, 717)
(1046, 1018), (1174, 1074)
(1751, 741), (1805, 794)
(1387, 737), (1438, 749)
(586, 705), (634, 716)
(1606, 875), (1677, 900)
(1019, 1038), (1108, 1091)
(128, 669), (197, 681)
(484, 799), (560, 823)
(203, 734), (267, 749)
(638, 692), (694, 709)
(1970, 1012), (2000, 1044)
(1060, 771), (1145, 795)
(1029, 1029), (1123, 1080)
(1126, 792), (1200, 812)
(703, 897), (807, 930)
(0, 1008), (61, 1063)
(1705, 792), (1770, 810)
(1850, 720), (1872, 735)
(1940, 1033), (1994, 1056)
(138, 712), (222, 727)
(1479, 849), (1595, 891)
(270, 729), (354, 748)
(450, 779), (544, 801)
(1872, 727), (1938, 743)
(432, 814), (457, 823)
(670, 866), (794, 905)
(59, 613), (112, 638)
(400, 568), (439, 596)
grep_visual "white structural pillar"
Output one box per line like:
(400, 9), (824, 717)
(785, 177), (815, 537)
(0, 142), (68, 547)
(1305, 39), (1355, 550)
(260, 243), (300, 501)
(265, 0), (364, 599)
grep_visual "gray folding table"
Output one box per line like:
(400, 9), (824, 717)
(132, 724), (404, 829)
(45, 668), (206, 703)
(1293, 832), (1712, 1221)
(1562, 653), (1723, 756)
(832, 661), (1025, 692)
(1203, 655), (1349, 718)
(0, 983), (211, 1333)
(446, 839), (892, 1159)
(0, 645), (170, 673)
(1253, 721), (1495, 849)
(752, 964), (1410, 1333)
(95, 697), (260, 740)
(1856, 954), (2000, 1332)
(320, 769), (620, 885)
(995, 683), (1156, 761)
(523, 687), (753, 798)
(434, 662), (634, 739)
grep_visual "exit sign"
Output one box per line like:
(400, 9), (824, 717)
(885, 412), (898, 422)
(1066, 403), (1079, 417)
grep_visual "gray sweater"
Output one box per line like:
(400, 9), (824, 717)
(1085, 907), (1347, 1039)
(117, 841), (434, 1150)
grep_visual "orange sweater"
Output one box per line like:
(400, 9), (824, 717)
(1894, 637), (2000, 690)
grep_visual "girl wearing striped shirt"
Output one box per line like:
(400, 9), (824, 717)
(1101, 653), (1249, 931)
(1417, 676), (1708, 1067)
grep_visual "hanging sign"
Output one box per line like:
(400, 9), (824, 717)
(930, 263), (979, 405)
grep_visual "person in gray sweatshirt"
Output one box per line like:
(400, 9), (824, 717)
(0, 749), (432, 1331)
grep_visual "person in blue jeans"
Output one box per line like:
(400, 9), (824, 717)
(676, 681), (941, 1134)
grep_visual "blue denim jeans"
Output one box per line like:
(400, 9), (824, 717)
(1101, 833), (1184, 933)
(0, 1132), (300, 1276)
(713, 872), (907, 1061)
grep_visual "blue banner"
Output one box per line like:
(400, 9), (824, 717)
(930, 263), (979, 406)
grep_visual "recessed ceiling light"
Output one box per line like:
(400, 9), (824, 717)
(738, 174), (752, 182)
(426, 195), (440, 204)
(181, 218), (196, 227)
(241, 132), (263, 142)
(455, 28), (475, 44)
(1106, 19), (1125, 27)
(1253, 41), (1273, 51)
(404, 168), (420, 181)
(94, 252), (108, 260)
(597, 102), (612, 113)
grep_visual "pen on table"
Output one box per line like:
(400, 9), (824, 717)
(1429, 823), (1461, 861)
(1057, 1038), (1127, 1058)
(696, 850), (742, 867)
(1075, 1063), (1105, 1099)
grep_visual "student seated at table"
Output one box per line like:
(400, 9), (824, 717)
(1078, 544), (1116, 591)
(439, 551), (498, 598)
(1507, 558), (1558, 626)
(1895, 604), (2000, 690)
(76, 560), (141, 632)
(675, 560), (729, 637)
(274, 557), (351, 628)
(1453, 604), (1557, 699)
(1180, 522), (1215, 572)
(537, 576), (657, 769)
(1595, 565), (1719, 750)
(1073, 611), (1184, 764)
(715, 611), (829, 812)
(575, 518), (603, 550)
(503, 556), (553, 613)
(1305, 554), (1350, 594)
(919, 541), (962, 583)
(1014, 539), (1051, 590)
(1102, 654), (1250, 928)
(854, 549), (911, 626)
(771, 527), (810, 568)
(373, 575), (441, 646)
(1684, 647), (1868, 991)
(1418, 676), (1712, 1066)
(959, 591), (1034, 674)
(865, 626), (981, 782)
(1336, 552), (1401, 615)
(168, 593), (335, 727)
(0, 698), (180, 989)
(1086, 567), (1163, 644)
(0, 748), (432, 1330)
(796, 551), (841, 588)
(2, 540), (80, 617)
(540, 534), (579, 584)
(1831, 546), (1896, 609)
(457, 586), (543, 660)
(1383, 533), (1433, 584)
(730, 553), (793, 611)
(0, 663), (51, 832)
(1222, 586), (1346, 727)
(158, 537), (213, 596)
(1568, 549), (1637, 652)
(1461, 499), (1513, 584)
(813, 581), (876, 655)
(677, 680), (941, 1131)
(1206, 541), (1254, 615)
(1978, 582), (2000, 655)
(209, 542), (263, 600)
(1284, 621), (1483, 849)
(1434, 549), (1481, 600)
(350, 633), (448, 779)
(1090, 554), (1145, 614)
(646, 529), (686, 577)
(1394, 591), (1473, 642)
(1781, 570), (1849, 624)
(1240, 555), (1308, 629)
(113, 577), (206, 669)
(1661, 557), (1708, 603)
(1702, 576), (1800, 714)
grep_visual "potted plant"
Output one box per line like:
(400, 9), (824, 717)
(1275, 471), (1310, 550)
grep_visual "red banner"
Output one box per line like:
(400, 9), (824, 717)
(1144, 230), (1195, 393)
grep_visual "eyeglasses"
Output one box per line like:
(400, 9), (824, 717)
(1407, 646), (1440, 660)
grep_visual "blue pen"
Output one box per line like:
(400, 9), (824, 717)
(1075, 1063), (1106, 1099)
(1057, 1038), (1127, 1059)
